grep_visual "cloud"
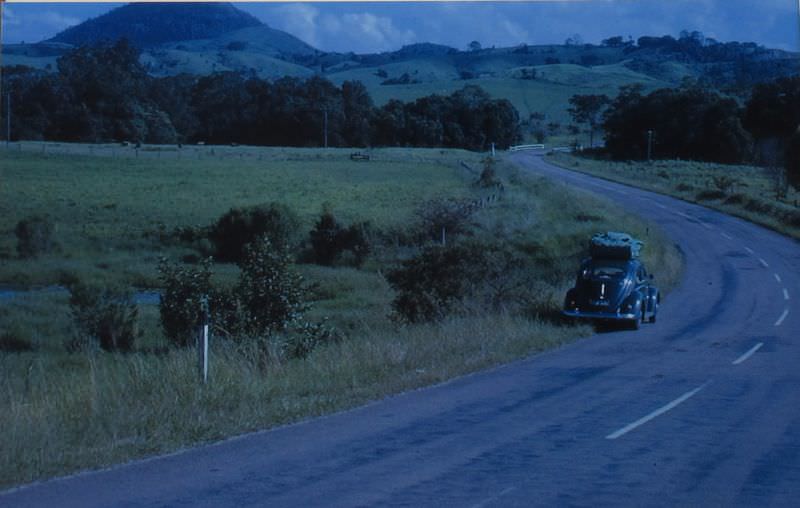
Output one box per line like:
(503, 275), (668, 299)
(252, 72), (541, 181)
(3, 6), (21, 27)
(275, 4), (321, 48)
(320, 12), (416, 52)
(39, 11), (81, 31)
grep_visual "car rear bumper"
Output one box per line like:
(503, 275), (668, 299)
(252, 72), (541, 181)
(562, 309), (637, 320)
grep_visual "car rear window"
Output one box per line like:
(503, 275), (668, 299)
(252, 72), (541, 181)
(592, 266), (626, 278)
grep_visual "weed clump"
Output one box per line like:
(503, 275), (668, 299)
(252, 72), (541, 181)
(68, 283), (140, 352)
(15, 216), (56, 259)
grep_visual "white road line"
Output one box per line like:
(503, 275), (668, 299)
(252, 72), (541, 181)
(721, 232), (733, 240)
(471, 487), (518, 508)
(775, 309), (789, 327)
(733, 343), (764, 365)
(744, 247), (755, 255)
(784, 289), (790, 301)
(606, 383), (708, 440)
(656, 203), (667, 210)
(701, 222), (713, 230)
(774, 273), (783, 283)
(678, 212), (692, 220)
(759, 258), (769, 268)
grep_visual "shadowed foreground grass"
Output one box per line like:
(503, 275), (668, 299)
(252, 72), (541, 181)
(1, 312), (586, 489)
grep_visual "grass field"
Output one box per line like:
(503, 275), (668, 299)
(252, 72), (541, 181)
(0, 145), (476, 287)
(0, 145), (682, 488)
(547, 152), (800, 240)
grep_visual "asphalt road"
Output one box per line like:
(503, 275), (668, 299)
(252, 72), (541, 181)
(4, 152), (800, 507)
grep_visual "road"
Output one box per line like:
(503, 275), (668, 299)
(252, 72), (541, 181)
(4, 152), (800, 507)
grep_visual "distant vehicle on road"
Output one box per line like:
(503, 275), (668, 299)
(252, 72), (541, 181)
(563, 232), (659, 329)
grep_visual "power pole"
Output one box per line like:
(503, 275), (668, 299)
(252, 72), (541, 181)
(646, 129), (653, 162)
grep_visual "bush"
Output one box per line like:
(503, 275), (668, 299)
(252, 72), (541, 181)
(309, 211), (371, 266)
(209, 203), (299, 263)
(158, 257), (215, 347)
(159, 239), (335, 358)
(15, 216), (55, 259)
(414, 198), (476, 244)
(68, 283), (140, 352)
(0, 329), (35, 352)
(387, 243), (481, 323)
(234, 238), (307, 337)
(476, 157), (500, 188)
(387, 242), (537, 323)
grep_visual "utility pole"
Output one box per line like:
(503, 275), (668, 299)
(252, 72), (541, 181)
(323, 109), (328, 149)
(646, 129), (653, 162)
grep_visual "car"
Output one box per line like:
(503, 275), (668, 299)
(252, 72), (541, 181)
(563, 233), (659, 329)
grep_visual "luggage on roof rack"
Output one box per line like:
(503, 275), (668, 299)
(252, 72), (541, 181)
(590, 232), (643, 260)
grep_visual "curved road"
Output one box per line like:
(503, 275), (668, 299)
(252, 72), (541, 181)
(4, 153), (800, 507)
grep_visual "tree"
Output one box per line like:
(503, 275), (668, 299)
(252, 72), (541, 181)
(468, 41), (482, 52)
(341, 80), (374, 147)
(567, 94), (610, 147)
(787, 126), (800, 189)
(602, 86), (752, 163)
(602, 36), (625, 47)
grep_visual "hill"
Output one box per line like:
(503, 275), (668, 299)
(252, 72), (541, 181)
(48, 2), (264, 48)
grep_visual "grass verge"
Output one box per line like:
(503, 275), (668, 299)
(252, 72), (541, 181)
(546, 152), (800, 240)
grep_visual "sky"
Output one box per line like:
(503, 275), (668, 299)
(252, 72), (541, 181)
(2, 1), (799, 54)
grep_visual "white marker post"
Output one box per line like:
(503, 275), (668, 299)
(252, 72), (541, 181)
(198, 297), (210, 384)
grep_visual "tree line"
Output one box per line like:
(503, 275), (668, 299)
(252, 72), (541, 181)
(567, 77), (800, 187)
(1, 40), (520, 150)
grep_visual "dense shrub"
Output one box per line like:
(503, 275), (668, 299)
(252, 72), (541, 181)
(68, 283), (140, 352)
(209, 203), (299, 263)
(414, 198), (476, 243)
(387, 245), (476, 323)
(0, 329), (35, 352)
(476, 157), (500, 188)
(309, 211), (371, 266)
(158, 257), (215, 347)
(309, 212), (342, 266)
(159, 240), (335, 358)
(15, 216), (55, 259)
(234, 238), (307, 337)
(387, 242), (537, 323)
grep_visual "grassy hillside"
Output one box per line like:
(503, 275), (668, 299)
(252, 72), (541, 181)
(0, 145), (682, 488)
(328, 62), (670, 125)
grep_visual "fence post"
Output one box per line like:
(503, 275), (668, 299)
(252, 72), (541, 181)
(197, 296), (210, 384)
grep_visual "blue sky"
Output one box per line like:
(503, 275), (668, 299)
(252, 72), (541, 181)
(3, 1), (799, 53)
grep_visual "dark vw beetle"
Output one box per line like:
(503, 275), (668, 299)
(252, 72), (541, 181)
(563, 233), (659, 329)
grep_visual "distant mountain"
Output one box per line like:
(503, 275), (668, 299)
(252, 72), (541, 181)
(48, 2), (263, 48)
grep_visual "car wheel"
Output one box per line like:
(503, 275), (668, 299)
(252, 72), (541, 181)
(649, 295), (659, 323)
(630, 310), (641, 330)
